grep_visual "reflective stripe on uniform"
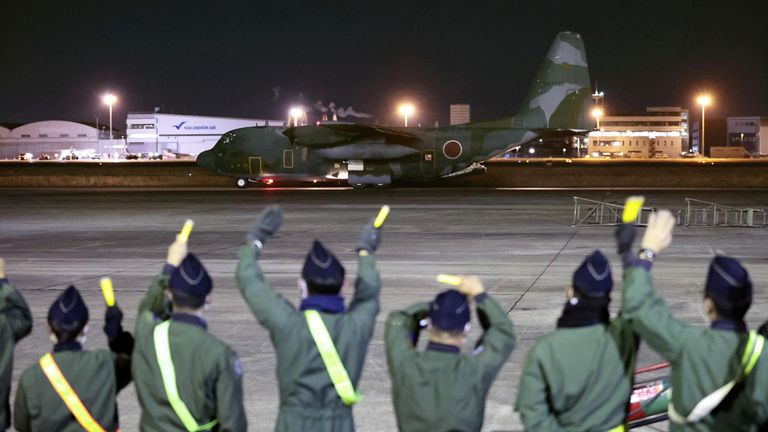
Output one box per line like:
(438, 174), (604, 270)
(607, 424), (626, 432)
(153, 320), (219, 431)
(304, 310), (361, 406)
(39, 353), (107, 432)
(668, 330), (765, 424)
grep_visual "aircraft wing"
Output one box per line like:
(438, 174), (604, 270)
(283, 122), (421, 148)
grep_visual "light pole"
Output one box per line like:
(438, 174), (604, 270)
(102, 93), (117, 143)
(398, 103), (415, 127)
(591, 107), (604, 130)
(696, 94), (712, 156)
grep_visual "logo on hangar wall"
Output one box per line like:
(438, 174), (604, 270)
(442, 140), (463, 159)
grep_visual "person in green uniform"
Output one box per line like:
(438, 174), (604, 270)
(385, 275), (515, 432)
(14, 285), (133, 432)
(515, 250), (640, 431)
(0, 258), (32, 431)
(621, 210), (768, 431)
(236, 204), (382, 432)
(132, 234), (246, 431)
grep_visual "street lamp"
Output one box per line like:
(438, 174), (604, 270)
(591, 107), (604, 130)
(289, 107), (305, 127)
(398, 103), (415, 127)
(696, 94), (712, 156)
(102, 93), (117, 141)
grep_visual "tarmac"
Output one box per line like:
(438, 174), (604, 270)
(4, 187), (768, 431)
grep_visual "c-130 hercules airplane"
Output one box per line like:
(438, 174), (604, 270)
(196, 32), (592, 188)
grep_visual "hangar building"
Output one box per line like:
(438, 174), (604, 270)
(587, 107), (689, 158)
(126, 113), (283, 156)
(0, 121), (121, 159)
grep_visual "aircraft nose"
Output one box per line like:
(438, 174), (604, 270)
(196, 150), (217, 171)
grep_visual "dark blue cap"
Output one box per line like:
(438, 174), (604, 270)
(302, 240), (345, 294)
(430, 290), (471, 331)
(706, 255), (752, 303)
(573, 250), (613, 298)
(48, 285), (89, 331)
(169, 253), (213, 299)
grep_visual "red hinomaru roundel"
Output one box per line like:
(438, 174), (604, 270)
(442, 140), (463, 159)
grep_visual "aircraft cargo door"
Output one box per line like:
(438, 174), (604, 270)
(248, 157), (263, 176)
(421, 151), (435, 177)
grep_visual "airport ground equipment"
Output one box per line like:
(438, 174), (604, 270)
(571, 197), (656, 227)
(628, 362), (670, 428)
(684, 198), (767, 227)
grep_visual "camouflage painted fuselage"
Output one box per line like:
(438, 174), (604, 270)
(196, 32), (592, 186)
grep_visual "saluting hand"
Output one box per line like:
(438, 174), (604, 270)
(457, 276), (485, 298)
(167, 235), (188, 267)
(248, 204), (284, 247)
(641, 210), (675, 254)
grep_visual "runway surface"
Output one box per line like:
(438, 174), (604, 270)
(4, 188), (768, 431)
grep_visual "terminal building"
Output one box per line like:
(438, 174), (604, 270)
(587, 107), (689, 158)
(0, 121), (121, 159)
(726, 116), (768, 156)
(126, 113), (283, 156)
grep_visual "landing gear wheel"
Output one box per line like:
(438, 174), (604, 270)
(351, 183), (367, 189)
(236, 178), (249, 189)
(373, 183), (390, 189)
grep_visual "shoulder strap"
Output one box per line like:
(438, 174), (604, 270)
(153, 320), (219, 431)
(669, 330), (765, 424)
(304, 310), (361, 406)
(39, 353), (107, 432)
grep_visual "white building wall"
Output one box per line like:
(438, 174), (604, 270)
(0, 121), (109, 159)
(126, 113), (283, 155)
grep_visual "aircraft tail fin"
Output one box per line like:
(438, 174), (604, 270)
(514, 32), (592, 131)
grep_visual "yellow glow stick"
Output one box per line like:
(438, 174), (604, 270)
(179, 219), (194, 242)
(373, 205), (390, 228)
(100, 277), (115, 307)
(622, 196), (645, 223)
(436, 274), (462, 286)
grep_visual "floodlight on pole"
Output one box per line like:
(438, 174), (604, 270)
(289, 107), (305, 127)
(696, 94), (712, 156)
(102, 93), (117, 143)
(398, 103), (415, 127)
(591, 107), (604, 130)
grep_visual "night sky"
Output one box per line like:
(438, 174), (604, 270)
(2, 0), (766, 129)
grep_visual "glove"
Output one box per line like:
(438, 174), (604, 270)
(103, 305), (123, 341)
(641, 210), (675, 253)
(457, 275), (485, 298)
(0, 258), (5, 279)
(356, 218), (382, 253)
(166, 235), (187, 267)
(615, 223), (636, 254)
(247, 205), (284, 246)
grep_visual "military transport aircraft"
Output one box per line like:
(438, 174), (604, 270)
(196, 31), (593, 188)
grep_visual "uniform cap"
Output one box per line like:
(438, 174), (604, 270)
(573, 250), (613, 298)
(705, 255), (752, 303)
(430, 290), (470, 331)
(48, 285), (89, 331)
(302, 240), (345, 294)
(169, 253), (212, 299)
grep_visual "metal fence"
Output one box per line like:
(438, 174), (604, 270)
(571, 197), (656, 227)
(684, 198), (767, 227)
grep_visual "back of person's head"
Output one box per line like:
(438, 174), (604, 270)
(48, 285), (89, 343)
(430, 290), (470, 335)
(302, 240), (345, 295)
(705, 255), (752, 320)
(572, 250), (613, 299)
(169, 253), (212, 309)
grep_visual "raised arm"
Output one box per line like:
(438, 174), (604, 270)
(385, 302), (430, 369)
(0, 259), (33, 342)
(347, 216), (383, 328)
(103, 303), (134, 392)
(135, 237), (185, 338)
(471, 292), (516, 377)
(236, 205), (295, 333)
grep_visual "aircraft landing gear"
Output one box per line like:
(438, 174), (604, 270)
(235, 178), (248, 189)
(351, 183), (367, 189)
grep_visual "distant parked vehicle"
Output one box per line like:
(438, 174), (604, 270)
(17, 153), (33, 160)
(125, 153), (140, 160)
(38, 154), (53, 160)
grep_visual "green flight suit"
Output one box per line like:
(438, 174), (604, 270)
(132, 269), (247, 432)
(385, 294), (515, 432)
(622, 265), (768, 431)
(236, 245), (381, 432)
(515, 317), (639, 431)
(14, 343), (132, 432)
(0, 279), (32, 430)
